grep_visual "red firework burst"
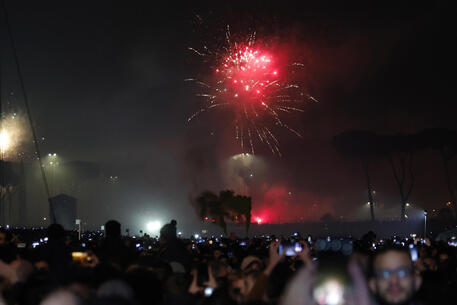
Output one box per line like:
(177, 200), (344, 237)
(187, 26), (317, 155)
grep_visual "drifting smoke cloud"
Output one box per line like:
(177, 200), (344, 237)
(251, 185), (336, 223)
(219, 154), (336, 223)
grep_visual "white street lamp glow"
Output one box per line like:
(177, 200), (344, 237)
(146, 221), (161, 233)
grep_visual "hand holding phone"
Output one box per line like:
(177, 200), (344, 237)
(278, 242), (303, 256)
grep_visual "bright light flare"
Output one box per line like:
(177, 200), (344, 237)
(0, 112), (27, 159)
(313, 279), (344, 305)
(0, 130), (10, 153)
(146, 221), (161, 233)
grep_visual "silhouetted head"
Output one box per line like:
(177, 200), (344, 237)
(47, 223), (65, 241)
(0, 228), (12, 245)
(160, 219), (177, 241)
(105, 220), (121, 238)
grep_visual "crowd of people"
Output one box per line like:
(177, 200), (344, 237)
(0, 219), (456, 305)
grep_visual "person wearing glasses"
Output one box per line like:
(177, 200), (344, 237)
(368, 245), (422, 305)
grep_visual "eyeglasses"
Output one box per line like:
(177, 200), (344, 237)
(375, 267), (413, 280)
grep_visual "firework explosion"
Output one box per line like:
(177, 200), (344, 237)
(187, 26), (317, 155)
(0, 112), (27, 159)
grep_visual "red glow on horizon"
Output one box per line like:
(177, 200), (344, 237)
(251, 186), (335, 224)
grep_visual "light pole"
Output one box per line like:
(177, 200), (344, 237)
(424, 210), (428, 239)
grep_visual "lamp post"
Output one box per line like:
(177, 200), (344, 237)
(424, 210), (428, 239)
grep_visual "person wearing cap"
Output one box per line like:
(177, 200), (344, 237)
(246, 241), (285, 302)
(241, 256), (263, 273)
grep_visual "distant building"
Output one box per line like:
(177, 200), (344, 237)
(49, 194), (77, 230)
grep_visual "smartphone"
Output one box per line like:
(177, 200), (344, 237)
(409, 244), (418, 262)
(72, 252), (88, 263)
(204, 286), (214, 297)
(312, 278), (345, 305)
(449, 240), (457, 247)
(279, 242), (303, 256)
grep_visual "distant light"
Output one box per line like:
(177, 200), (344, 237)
(256, 218), (262, 224)
(194, 234), (200, 239)
(146, 221), (161, 233)
(48, 153), (52, 157)
(43, 217), (47, 221)
(53, 153), (57, 157)
(177, 231), (182, 236)
(406, 203), (410, 207)
(0, 130), (10, 152)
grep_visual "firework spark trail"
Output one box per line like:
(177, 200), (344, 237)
(187, 25), (318, 155)
(247, 129), (254, 155)
(187, 47), (206, 57)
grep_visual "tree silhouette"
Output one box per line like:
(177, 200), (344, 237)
(417, 128), (457, 219)
(381, 133), (417, 222)
(193, 190), (252, 234)
(333, 130), (381, 221)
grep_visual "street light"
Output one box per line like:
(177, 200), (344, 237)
(424, 210), (428, 239)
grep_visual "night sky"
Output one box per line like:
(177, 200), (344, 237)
(1, 0), (456, 231)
